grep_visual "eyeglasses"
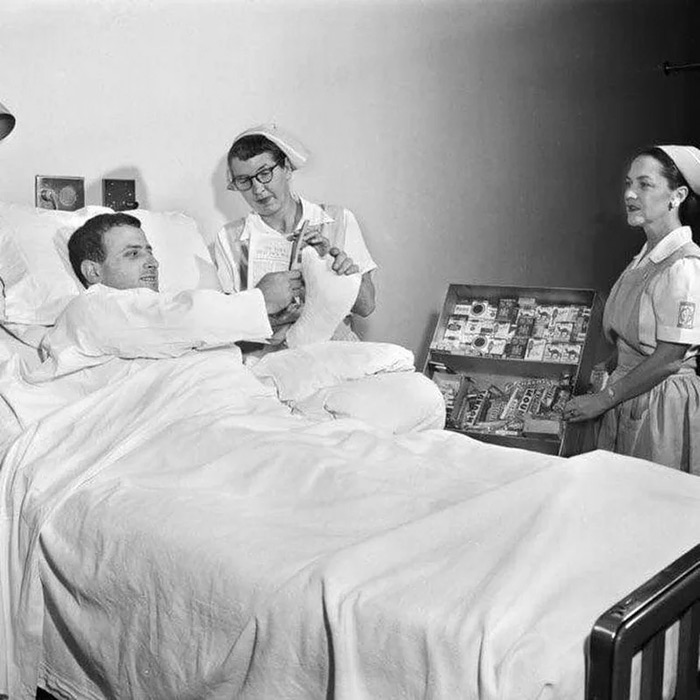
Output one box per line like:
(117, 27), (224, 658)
(227, 160), (283, 192)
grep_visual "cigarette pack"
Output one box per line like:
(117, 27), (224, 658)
(558, 306), (580, 323)
(495, 297), (519, 323)
(518, 296), (537, 309)
(505, 338), (528, 359)
(561, 343), (582, 364)
(536, 305), (556, 323)
(525, 338), (546, 361)
(532, 320), (554, 339)
(469, 300), (490, 318)
(543, 343), (565, 363)
(573, 314), (589, 343)
(514, 316), (535, 338)
(553, 322), (575, 342)
(493, 322), (515, 340)
(443, 315), (468, 342)
(485, 338), (507, 356)
(471, 334), (491, 354)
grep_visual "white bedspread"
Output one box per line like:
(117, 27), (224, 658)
(2, 287), (700, 699)
(1, 342), (700, 700)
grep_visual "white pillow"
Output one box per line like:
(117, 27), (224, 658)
(0, 204), (109, 325)
(0, 203), (221, 327)
(250, 341), (417, 402)
(122, 209), (221, 295)
(321, 372), (446, 433)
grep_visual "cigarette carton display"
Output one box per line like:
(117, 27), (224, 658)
(426, 283), (602, 456)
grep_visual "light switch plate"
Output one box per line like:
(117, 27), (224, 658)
(35, 176), (85, 211)
(102, 178), (138, 211)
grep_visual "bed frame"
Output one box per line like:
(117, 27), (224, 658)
(586, 543), (700, 700)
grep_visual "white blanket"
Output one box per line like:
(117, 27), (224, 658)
(2, 288), (700, 699)
(2, 343), (700, 699)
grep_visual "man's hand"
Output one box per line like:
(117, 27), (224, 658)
(256, 270), (303, 315)
(269, 301), (302, 328)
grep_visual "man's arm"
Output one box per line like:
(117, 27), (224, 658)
(40, 285), (277, 367)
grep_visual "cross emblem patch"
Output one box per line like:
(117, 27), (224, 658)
(677, 301), (696, 329)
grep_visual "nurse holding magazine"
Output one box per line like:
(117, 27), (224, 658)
(214, 123), (377, 349)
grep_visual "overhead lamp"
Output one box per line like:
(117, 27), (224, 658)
(0, 100), (16, 142)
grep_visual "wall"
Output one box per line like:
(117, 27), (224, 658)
(0, 0), (694, 363)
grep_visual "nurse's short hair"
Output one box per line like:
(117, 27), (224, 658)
(636, 146), (699, 227)
(227, 134), (286, 167)
(68, 212), (142, 287)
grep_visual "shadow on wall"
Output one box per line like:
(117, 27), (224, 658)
(209, 153), (249, 259)
(86, 166), (151, 211)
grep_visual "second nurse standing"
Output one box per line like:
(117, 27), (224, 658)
(564, 145), (700, 473)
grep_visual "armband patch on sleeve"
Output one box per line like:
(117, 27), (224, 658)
(677, 301), (696, 329)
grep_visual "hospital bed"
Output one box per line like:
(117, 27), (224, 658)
(0, 203), (699, 700)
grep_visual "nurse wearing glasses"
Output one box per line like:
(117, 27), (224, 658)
(214, 124), (377, 342)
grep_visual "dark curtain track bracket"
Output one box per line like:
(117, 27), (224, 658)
(662, 61), (700, 75)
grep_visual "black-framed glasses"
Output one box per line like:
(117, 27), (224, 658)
(227, 160), (283, 192)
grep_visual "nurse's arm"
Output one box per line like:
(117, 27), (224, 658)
(597, 345), (618, 375)
(602, 340), (689, 406)
(352, 271), (376, 318)
(564, 340), (689, 422)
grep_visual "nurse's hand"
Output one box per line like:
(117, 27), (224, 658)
(257, 270), (303, 315)
(292, 229), (359, 275)
(562, 393), (611, 422)
(295, 226), (331, 257)
(328, 247), (360, 275)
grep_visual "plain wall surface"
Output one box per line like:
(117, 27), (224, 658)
(0, 0), (695, 362)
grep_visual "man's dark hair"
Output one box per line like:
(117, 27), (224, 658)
(68, 212), (142, 287)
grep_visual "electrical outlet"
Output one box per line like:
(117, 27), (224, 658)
(102, 178), (138, 211)
(35, 176), (85, 211)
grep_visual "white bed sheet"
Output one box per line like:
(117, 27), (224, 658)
(2, 344), (700, 700)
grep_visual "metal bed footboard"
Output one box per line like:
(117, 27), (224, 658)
(586, 544), (700, 700)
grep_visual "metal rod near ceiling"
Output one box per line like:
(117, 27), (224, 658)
(662, 61), (700, 76)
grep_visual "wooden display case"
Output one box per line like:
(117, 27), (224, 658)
(424, 284), (605, 456)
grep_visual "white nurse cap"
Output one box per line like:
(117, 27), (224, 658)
(657, 145), (700, 195)
(231, 123), (309, 171)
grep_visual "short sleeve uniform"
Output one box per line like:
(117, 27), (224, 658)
(598, 226), (700, 472)
(643, 257), (700, 349)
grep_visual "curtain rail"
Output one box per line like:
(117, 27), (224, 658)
(662, 61), (700, 75)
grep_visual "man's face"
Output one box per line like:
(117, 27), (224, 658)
(87, 225), (159, 291)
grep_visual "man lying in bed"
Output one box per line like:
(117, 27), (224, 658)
(0, 212), (444, 438)
(68, 211), (297, 333)
(68, 211), (366, 351)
